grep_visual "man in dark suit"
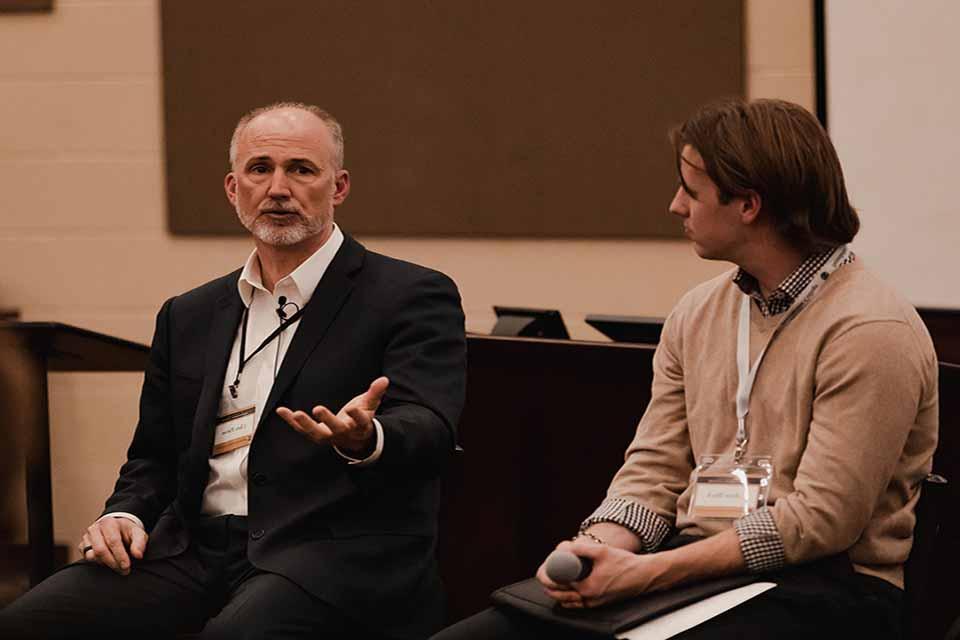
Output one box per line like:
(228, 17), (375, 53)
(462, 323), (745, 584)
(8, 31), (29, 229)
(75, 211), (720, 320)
(0, 102), (467, 639)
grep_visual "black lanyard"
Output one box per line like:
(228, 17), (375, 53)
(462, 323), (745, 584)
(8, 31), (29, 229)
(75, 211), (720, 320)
(228, 296), (307, 399)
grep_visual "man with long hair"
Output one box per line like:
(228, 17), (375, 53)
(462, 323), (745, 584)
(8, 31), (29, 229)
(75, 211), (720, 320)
(435, 99), (937, 639)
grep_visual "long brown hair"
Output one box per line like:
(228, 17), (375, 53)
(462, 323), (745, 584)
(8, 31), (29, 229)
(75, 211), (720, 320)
(670, 98), (859, 253)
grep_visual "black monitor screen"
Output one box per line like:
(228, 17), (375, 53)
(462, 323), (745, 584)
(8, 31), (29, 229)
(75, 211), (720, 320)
(492, 306), (569, 340)
(585, 314), (664, 344)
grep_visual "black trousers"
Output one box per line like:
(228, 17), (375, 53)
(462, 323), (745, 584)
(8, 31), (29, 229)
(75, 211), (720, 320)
(0, 515), (385, 640)
(432, 550), (903, 640)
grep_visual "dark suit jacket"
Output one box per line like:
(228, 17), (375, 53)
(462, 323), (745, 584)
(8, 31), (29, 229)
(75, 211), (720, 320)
(102, 235), (467, 639)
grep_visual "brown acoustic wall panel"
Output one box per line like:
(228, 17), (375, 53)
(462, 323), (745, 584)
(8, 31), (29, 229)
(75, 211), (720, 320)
(161, 1), (742, 237)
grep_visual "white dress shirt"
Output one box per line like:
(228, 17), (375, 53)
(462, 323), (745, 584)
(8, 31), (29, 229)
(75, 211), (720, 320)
(104, 224), (383, 529)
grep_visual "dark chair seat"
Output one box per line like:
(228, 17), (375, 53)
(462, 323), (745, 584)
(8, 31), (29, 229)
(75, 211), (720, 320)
(902, 362), (960, 639)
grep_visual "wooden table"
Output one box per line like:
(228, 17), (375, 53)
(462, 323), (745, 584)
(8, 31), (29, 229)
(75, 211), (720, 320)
(0, 322), (148, 586)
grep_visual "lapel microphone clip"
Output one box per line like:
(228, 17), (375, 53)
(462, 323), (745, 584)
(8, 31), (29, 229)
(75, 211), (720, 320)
(276, 296), (301, 321)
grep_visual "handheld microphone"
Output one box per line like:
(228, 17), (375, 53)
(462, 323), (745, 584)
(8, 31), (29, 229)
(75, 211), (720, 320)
(545, 550), (593, 583)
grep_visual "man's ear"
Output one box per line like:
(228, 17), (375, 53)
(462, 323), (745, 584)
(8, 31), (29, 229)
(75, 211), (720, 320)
(224, 172), (237, 207)
(740, 190), (762, 225)
(333, 170), (351, 206)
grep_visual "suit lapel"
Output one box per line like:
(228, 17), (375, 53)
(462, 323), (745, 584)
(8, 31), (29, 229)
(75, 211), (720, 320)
(194, 276), (244, 452)
(257, 235), (366, 427)
(181, 273), (244, 513)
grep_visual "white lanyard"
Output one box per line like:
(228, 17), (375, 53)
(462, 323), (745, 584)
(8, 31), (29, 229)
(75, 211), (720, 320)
(733, 245), (851, 462)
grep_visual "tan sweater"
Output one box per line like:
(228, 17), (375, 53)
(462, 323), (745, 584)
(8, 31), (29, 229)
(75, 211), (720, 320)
(600, 259), (938, 588)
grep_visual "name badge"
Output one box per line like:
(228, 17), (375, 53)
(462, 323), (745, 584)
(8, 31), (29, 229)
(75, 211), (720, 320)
(688, 455), (773, 520)
(212, 405), (255, 456)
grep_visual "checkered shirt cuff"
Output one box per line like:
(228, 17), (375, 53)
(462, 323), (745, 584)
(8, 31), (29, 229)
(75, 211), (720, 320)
(735, 507), (786, 573)
(580, 497), (672, 553)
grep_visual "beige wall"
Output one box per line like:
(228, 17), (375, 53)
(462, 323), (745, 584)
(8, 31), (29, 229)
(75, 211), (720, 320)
(0, 0), (814, 558)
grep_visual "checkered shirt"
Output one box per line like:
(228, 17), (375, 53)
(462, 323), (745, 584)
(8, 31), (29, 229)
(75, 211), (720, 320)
(580, 497), (672, 553)
(735, 507), (786, 572)
(582, 497), (786, 572)
(733, 248), (856, 316)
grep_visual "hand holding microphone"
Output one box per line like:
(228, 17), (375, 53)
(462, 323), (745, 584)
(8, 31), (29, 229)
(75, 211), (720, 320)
(540, 527), (653, 609)
(544, 531), (604, 584)
(545, 549), (593, 583)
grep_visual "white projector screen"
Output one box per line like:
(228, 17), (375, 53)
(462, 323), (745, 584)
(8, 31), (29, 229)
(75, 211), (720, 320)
(826, 0), (960, 308)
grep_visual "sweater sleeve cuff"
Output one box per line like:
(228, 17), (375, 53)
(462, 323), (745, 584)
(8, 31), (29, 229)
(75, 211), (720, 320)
(735, 507), (786, 573)
(580, 497), (672, 553)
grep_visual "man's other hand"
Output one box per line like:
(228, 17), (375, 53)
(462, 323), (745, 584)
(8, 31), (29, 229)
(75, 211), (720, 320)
(79, 516), (148, 576)
(277, 376), (389, 454)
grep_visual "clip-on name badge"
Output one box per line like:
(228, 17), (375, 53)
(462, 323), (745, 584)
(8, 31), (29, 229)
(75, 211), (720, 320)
(688, 454), (773, 519)
(213, 405), (255, 456)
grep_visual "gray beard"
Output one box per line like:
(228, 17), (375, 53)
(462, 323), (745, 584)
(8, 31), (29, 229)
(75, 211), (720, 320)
(237, 208), (323, 247)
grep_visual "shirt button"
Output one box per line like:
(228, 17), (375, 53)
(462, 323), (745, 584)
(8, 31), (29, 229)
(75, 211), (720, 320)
(252, 472), (267, 486)
(250, 529), (265, 540)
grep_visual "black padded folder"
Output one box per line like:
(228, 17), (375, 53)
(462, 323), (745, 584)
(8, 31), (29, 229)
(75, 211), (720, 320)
(491, 574), (758, 637)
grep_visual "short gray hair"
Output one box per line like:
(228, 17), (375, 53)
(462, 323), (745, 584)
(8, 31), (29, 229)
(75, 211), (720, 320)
(228, 101), (345, 169)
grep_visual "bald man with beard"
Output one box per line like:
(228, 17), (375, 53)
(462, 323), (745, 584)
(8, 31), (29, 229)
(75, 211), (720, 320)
(0, 102), (467, 640)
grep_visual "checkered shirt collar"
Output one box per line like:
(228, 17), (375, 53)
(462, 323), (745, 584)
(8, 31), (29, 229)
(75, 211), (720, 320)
(733, 249), (837, 317)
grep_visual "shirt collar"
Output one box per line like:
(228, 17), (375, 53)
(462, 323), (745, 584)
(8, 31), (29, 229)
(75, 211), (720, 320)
(237, 224), (345, 308)
(733, 248), (837, 317)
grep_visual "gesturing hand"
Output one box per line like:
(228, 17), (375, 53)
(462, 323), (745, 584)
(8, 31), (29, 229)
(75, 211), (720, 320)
(79, 516), (148, 576)
(276, 376), (389, 455)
